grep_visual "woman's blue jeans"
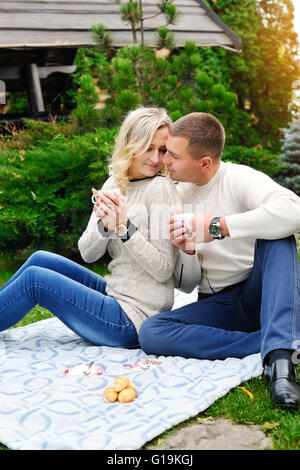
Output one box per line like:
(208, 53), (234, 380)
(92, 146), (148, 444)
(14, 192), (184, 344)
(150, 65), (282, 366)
(0, 251), (139, 348)
(139, 236), (300, 364)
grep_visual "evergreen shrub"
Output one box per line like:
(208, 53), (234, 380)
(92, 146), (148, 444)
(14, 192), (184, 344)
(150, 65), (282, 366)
(276, 121), (300, 196)
(71, 40), (256, 146)
(0, 126), (118, 255)
(222, 146), (282, 177)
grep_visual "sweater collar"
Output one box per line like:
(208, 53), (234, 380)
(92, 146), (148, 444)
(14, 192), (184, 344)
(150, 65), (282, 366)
(191, 160), (225, 192)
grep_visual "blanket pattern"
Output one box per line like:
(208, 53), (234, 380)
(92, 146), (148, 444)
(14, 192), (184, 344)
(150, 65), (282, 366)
(0, 290), (263, 450)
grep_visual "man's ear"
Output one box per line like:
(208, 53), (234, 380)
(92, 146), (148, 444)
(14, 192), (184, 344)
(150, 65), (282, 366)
(201, 156), (212, 169)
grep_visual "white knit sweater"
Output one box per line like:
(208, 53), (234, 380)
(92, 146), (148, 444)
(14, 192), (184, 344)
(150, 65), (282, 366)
(78, 175), (181, 331)
(174, 161), (300, 294)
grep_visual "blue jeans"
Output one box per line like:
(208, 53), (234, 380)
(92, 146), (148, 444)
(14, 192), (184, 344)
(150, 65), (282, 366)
(0, 251), (139, 348)
(139, 236), (300, 363)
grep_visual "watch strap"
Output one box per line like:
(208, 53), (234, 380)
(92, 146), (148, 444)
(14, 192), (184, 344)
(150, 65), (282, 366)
(116, 219), (138, 243)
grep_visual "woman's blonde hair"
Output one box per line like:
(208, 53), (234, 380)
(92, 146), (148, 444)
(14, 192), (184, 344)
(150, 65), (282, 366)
(108, 107), (172, 193)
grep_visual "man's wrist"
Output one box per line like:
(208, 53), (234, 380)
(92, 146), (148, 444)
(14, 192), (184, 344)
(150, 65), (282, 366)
(219, 216), (230, 237)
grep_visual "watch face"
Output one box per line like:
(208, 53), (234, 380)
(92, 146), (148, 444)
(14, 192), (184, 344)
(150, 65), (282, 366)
(209, 223), (221, 236)
(116, 224), (128, 236)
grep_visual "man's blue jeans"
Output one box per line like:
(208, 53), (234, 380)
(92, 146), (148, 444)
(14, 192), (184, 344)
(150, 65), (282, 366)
(0, 251), (139, 348)
(139, 236), (300, 364)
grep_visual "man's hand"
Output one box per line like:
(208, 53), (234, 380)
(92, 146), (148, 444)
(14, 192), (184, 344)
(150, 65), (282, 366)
(191, 214), (214, 244)
(169, 216), (196, 255)
(169, 212), (229, 253)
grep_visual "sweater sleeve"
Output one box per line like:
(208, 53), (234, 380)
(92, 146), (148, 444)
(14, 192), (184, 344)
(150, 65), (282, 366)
(122, 178), (182, 283)
(77, 178), (115, 263)
(173, 250), (202, 293)
(225, 165), (300, 240)
(78, 211), (109, 263)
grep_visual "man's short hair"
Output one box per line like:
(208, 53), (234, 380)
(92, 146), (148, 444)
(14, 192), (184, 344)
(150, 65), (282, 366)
(170, 112), (225, 160)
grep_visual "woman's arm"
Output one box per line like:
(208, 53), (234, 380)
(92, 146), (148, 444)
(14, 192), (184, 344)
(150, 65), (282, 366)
(78, 211), (109, 263)
(121, 179), (182, 283)
(78, 178), (116, 263)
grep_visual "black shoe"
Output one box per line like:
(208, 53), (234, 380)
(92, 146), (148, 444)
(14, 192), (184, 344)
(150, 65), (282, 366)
(264, 358), (300, 411)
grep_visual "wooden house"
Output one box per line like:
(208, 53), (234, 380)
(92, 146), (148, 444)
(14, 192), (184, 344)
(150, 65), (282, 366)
(0, 0), (242, 123)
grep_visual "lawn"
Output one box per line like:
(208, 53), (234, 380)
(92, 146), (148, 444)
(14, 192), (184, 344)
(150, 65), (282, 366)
(0, 254), (299, 451)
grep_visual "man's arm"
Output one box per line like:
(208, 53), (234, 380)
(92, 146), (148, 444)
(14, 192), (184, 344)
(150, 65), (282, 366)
(224, 168), (300, 240)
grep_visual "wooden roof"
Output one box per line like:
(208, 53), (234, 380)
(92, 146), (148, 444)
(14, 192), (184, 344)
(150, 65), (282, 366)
(0, 0), (242, 52)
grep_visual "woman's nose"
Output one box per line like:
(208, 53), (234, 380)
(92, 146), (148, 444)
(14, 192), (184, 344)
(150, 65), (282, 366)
(150, 149), (160, 162)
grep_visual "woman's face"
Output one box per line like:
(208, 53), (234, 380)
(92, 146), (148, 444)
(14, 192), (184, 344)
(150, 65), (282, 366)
(128, 126), (169, 180)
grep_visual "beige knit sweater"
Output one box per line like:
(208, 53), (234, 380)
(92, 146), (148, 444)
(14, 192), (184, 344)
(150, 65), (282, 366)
(78, 175), (181, 332)
(174, 161), (300, 294)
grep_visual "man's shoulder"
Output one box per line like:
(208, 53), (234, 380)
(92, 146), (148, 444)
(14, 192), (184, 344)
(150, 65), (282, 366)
(222, 160), (262, 180)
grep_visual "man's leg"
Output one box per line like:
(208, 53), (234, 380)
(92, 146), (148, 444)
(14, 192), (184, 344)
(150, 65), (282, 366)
(240, 236), (300, 362)
(140, 235), (300, 410)
(240, 236), (300, 410)
(139, 288), (261, 360)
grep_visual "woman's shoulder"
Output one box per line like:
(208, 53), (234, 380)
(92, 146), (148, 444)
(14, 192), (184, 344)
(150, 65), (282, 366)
(146, 175), (180, 206)
(149, 175), (177, 190)
(100, 176), (117, 190)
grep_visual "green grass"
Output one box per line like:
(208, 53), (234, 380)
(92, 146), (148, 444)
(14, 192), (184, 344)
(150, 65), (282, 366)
(142, 373), (300, 450)
(0, 254), (300, 451)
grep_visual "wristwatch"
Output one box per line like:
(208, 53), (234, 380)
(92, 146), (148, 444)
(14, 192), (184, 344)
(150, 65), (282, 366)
(208, 216), (225, 240)
(115, 219), (137, 242)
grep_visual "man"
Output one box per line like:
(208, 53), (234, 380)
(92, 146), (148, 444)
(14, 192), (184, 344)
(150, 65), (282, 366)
(139, 112), (300, 411)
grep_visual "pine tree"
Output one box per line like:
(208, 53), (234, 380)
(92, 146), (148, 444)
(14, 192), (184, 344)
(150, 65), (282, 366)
(119, 0), (178, 48)
(277, 120), (300, 196)
(204, 0), (300, 152)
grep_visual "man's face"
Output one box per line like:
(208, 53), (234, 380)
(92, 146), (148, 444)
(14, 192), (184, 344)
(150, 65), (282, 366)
(164, 135), (204, 184)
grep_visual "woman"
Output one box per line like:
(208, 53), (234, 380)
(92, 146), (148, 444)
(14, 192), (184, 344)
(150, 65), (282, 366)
(0, 107), (180, 349)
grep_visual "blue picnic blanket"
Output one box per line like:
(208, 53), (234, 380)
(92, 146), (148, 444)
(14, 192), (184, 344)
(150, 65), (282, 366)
(0, 289), (263, 450)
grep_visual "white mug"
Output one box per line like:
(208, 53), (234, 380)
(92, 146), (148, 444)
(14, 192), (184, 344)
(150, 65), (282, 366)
(91, 188), (121, 205)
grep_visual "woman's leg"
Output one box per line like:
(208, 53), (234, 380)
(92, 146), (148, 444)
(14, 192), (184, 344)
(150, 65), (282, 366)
(0, 265), (138, 348)
(0, 250), (107, 294)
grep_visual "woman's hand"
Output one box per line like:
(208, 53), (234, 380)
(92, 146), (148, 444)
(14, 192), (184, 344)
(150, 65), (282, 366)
(92, 188), (109, 229)
(92, 188), (128, 231)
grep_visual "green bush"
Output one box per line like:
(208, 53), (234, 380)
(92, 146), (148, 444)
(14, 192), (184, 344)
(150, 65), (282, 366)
(275, 121), (300, 196)
(0, 126), (118, 255)
(222, 146), (282, 177)
(0, 116), (282, 256)
(70, 40), (257, 146)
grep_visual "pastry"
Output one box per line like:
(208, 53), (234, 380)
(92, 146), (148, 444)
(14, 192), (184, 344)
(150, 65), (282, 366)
(118, 387), (136, 403)
(103, 376), (136, 403)
(104, 386), (118, 402)
(128, 379), (135, 390)
(113, 375), (130, 392)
